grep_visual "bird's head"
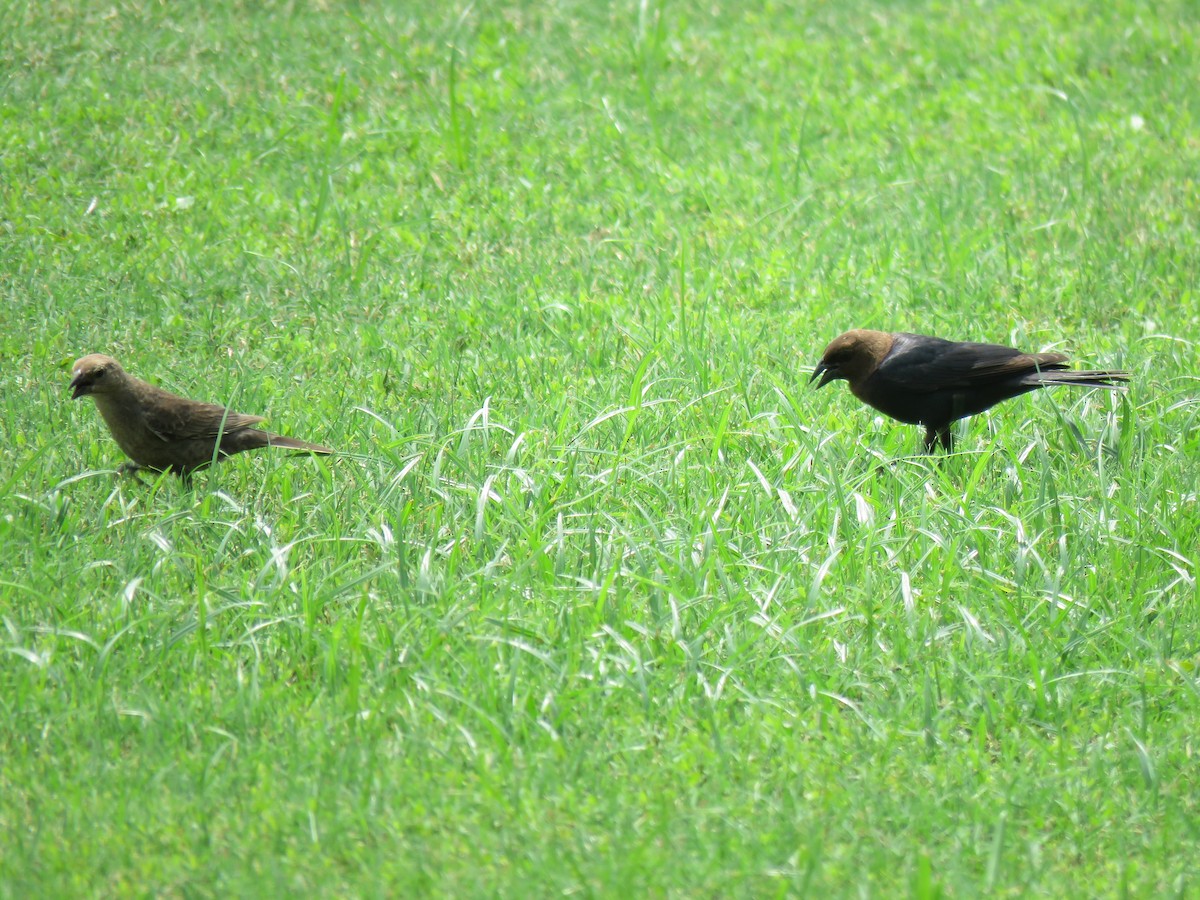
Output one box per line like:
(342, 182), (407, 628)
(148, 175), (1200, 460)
(69, 354), (125, 400)
(810, 330), (894, 388)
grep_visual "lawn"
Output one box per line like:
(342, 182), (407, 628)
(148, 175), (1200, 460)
(2, 0), (1198, 895)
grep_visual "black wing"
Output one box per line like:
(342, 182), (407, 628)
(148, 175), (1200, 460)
(877, 333), (1067, 392)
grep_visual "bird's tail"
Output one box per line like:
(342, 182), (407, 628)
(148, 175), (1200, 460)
(1031, 370), (1130, 389)
(265, 434), (335, 454)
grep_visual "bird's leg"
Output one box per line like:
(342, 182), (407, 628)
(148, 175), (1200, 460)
(924, 426), (954, 453)
(116, 462), (150, 484)
(172, 466), (197, 489)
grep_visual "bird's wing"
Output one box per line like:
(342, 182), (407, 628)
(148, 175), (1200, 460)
(141, 397), (266, 443)
(880, 334), (1067, 392)
(965, 350), (1069, 381)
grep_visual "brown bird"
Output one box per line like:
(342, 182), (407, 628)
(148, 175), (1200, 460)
(810, 330), (1128, 452)
(69, 354), (333, 478)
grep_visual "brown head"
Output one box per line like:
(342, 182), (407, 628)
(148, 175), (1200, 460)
(810, 330), (895, 389)
(69, 354), (128, 400)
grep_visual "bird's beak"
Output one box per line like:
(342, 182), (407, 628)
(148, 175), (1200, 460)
(809, 362), (835, 389)
(69, 372), (86, 399)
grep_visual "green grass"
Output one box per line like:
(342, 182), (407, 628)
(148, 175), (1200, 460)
(3, 0), (1199, 894)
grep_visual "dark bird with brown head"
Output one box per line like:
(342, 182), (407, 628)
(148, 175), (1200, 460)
(70, 354), (333, 478)
(810, 330), (1128, 452)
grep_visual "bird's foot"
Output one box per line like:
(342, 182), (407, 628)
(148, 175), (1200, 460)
(116, 462), (150, 484)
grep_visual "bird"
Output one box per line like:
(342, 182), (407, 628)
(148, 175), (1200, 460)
(810, 330), (1128, 452)
(69, 353), (333, 478)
